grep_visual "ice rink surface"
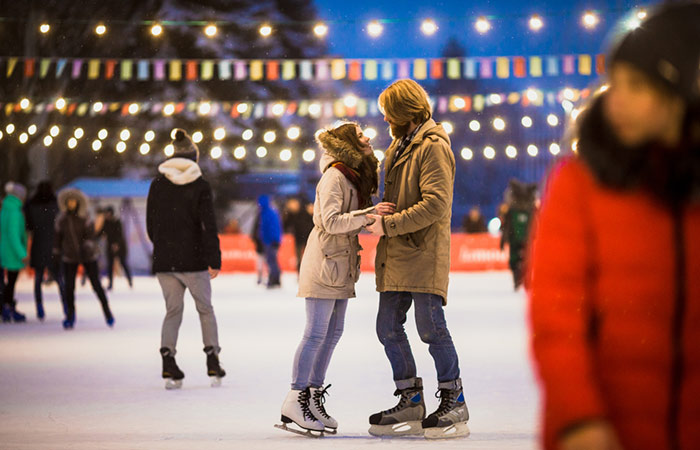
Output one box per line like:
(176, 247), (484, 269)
(0, 271), (540, 449)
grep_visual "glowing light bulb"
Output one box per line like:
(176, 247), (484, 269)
(263, 131), (276, 143)
(140, 143), (150, 155)
(421, 19), (438, 36)
(74, 128), (84, 139)
(547, 114), (559, 127)
(582, 11), (599, 29)
(280, 149), (292, 162)
(55, 98), (66, 109)
(521, 116), (533, 128)
(151, 24), (163, 37)
(442, 122), (454, 134)
(484, 146), (496, 159)
(39, 23), (50, 34)
(210, 146), (222, 159)
(506, 145), (517, 158)
(493, 117), (506, 131)
(214, 127), (226, 141)
(529, 15), (544, 31)
(120, 129), (131, 141)
(98, 129), (108, 140)
(287, 126), (301, 140)
(95, 24), (107, 35)
(475, 17), (491, 34)
(313, 23), (328, 37)
(116, 141), (127, 153)
(242, 129), (254, 141)
(234, 146), (246, 159)
(259, 24), (272, 37)
(204, 24), (217, 37)
(461, 147), (473, 160)
(192, 131), (203, 143)
(49, 125), (60, 137)
(256, 146), (268, 158)
(144, 130), (155, 142)
(469, 120), (481, 132)
(302, 149), (316, 162)
(367, 20), (383, 37)
(527, 144), (539, 156)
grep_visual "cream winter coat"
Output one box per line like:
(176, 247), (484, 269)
(297, 136), (373, 300)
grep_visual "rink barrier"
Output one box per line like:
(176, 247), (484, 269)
(220, 233), (508, 272)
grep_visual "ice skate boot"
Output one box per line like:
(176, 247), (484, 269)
(160, 347), (184, 389)
(422, 379), (470, 439)
(36, 301), (45, 321)
(204, 346), (225, 387)
(275, 388), (325, 437)
(1, 305), (11, 323)
(309, 384), (337, 434)
(368, 377), (425, 437)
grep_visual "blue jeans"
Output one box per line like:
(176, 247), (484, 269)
(376, 291), (460, 388)
(264, 244), (281, 286)
(292, 298), (348, 390)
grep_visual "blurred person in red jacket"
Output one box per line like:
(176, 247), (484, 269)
(529, 3), (700, 450)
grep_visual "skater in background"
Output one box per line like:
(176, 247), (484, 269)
(25, 181), (66, 320)
(147, 129), (225, 390)
(0, 182), (28, 323)
(500, 179), (537, 290)
(365, 79), (469, 439)
(256, 194), (282, 288)
(282, 197), (314, 274)
(278, 121), (382, 435)
(54, 188), (113, 329)
(529, 4), (700, 450)
(97, 206), (133, 290)
(250, 210), (267, 285)
(461, 206), (487, 234)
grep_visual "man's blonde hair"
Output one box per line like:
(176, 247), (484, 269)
(378, 79), (432, 126)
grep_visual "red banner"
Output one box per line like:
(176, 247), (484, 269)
(220, 233), (508, 273)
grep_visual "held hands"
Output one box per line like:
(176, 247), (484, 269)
(559, 421), (623, 450)
(208, 267), (220, 279)
(374, 202), (396, 216)
(365, 214), (385, 236)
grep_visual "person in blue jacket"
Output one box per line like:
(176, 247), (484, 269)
(257, 195), (282, 288)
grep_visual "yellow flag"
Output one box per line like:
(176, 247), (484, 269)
(331, 59), (346, 79)
(413, 59), (427, 80)
(282, 60), (296, 80)
(578, 55), (592, 75)
(529, 57), (543, 77)
(496, 57), (510, 79)
(250, 61), (263, 80)
(169, 60), (182, 80)
(88, 60), (100, 79)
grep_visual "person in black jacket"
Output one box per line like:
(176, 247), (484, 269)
(147, 128), (225, 389)
(25, 181), (66, 320)
(461, 206), (487, 234)
(98, 206), (132, 290)
(54, 188), (113, 329)
(282, 197), (314, 274)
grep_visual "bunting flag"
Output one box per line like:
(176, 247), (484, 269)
(0, 55), (607, 82)
(4, 87), (590, 120)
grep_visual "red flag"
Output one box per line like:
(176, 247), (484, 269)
(186, 61), (198, 80)
(430, 59), (443, 79)
(348, 61), (362, 81)
(105, 60), (117, 79)
(595, 54), (606, 75)
(513, 57), (526, 78)
(266, 61), (279, 80)
(24, 59), (36, 77)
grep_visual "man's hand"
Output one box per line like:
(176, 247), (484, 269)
(374, 202), (396, 216)
(208, 267), (220, 279)
(559, 421), (622, 450)
(365, 214), (385, 236)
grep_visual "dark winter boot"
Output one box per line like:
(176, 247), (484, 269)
(368, 377), (425, 436)
(36, 301), (45, 321)
(422, 379), (470, 439)
(1, 304), (12, 323)
(9, 300), (26, 323)
(160, 347), (184, 389)
(204, 346), (225, 386)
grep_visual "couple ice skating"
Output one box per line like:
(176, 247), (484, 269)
(278, 79), (469, 439)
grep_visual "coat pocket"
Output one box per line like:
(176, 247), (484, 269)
(321, 249), (351, 287)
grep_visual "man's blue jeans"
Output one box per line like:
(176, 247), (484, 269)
(376, 291), (460, 389)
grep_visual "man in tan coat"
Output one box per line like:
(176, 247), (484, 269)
(365, 79), (469, 439)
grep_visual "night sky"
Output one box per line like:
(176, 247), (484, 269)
(313, 0), (658, 58)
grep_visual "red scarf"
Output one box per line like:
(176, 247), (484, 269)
(329, 161), (371, 208)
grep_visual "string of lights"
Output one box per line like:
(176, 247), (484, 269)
(16, 8), (649, 39)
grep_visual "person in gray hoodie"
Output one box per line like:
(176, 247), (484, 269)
(278, 122), (392, 435)
(146, 128), (224, 390)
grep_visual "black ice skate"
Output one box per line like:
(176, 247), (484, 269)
(276, 388), (325, 438)
(160, 347), (184, 390)
(204, 346), (225, 387)
(368, 378), (426, 437)
(422, 381), (470, 439)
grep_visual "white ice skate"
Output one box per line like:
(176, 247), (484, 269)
(309, 385), (338, 434)
(275, 388), (326, 438)
(165, 379), (183, 390)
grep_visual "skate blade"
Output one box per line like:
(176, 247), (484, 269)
(274, 423), (324, 438)
(423, 421), (470, 439)
(210, 376), (222, 387)
(165, 379), (183, 390)
(368, 421), (424, 437)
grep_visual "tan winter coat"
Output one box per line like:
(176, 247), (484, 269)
(297, 141), (373, 300)
(375, 119), (455, 303)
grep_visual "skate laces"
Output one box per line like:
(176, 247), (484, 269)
(385, 388), (416, 414)
(312, 385), (332, 419)
(299, 389), (317, 421)
(433, 388), (457, 416)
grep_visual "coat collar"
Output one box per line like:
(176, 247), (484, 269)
(385, 119), (451, 173)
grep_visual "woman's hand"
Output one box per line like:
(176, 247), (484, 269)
(374, 202), (396, 216)
(365, 214), (385, 236)
(559, 421), (623, 450)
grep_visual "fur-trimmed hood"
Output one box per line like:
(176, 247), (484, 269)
(316, 130), (364, 169)
(158, 157), (203, 185)
(576, 93), (700, 204)
(57, 188), (89, 218)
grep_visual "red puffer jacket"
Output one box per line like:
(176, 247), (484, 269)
(529, 154), (700, 449)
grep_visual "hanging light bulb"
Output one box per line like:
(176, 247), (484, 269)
(74, 128), (84, 139)
(39, 23), (50, 34)
(213, 127), (226, 141)
(192, 131), (203, 143)
(49, 125), (60, 137)
(469, 120), (481, 132)
(120, 129), (131, 141)
(140, 143), (150, 155)
(527, 144), (539, 156)
(98, 129), (108, 140)
(204, 24), (217, 37)
(43, 136), (53, 147)
(263, 131), (276, 143)
(483, 146), (496, 160)
(287, 126), (301, 140)
(151, 23), (163, 37)
(234, 146), (246, 159)
(116, 141), (127, 153)
(210, 146), (222, 159)
(506, 145), (518, 159)
(461, 147), (473, 160)
(256, 146), (268, 158)
(242, 129), (254, 141)
(164, 144), (175, 156)
(521, 116), (533, 128)
(68, 137), (78, 149)
(475, 17), (491, 34)
(259, 24), (272, 37)
(313, 22), (328, 37)
(302, 149), (316, 162)
(420, 19), (438, 36)
(55, 98), (66, 109)
(582, 11), (599, 29)
(144, 130), (155, 142)
(95, 23), (107, 36)
(367, 20), (383, 37)
(279, 149), (292, 162)
(529, 15), (544, 31)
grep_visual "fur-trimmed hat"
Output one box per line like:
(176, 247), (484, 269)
(315, 128), (363, 169)
(172, 128), (199, 162)
(610, 2), (700, 103)
(4, 181), (27, 203)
